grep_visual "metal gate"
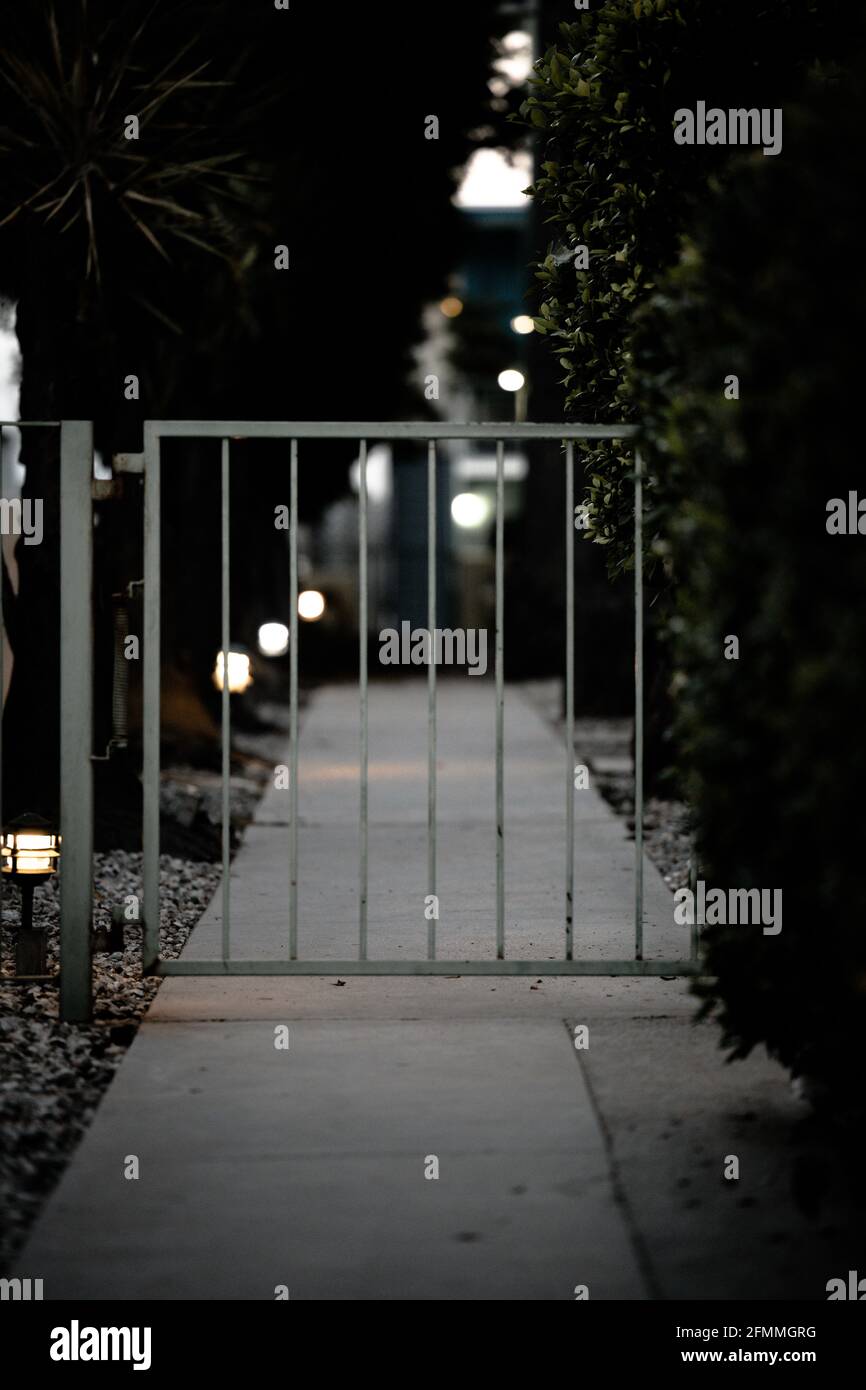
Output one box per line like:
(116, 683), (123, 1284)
(23, 418), (701, 1020)
(138, 421), (699, 985)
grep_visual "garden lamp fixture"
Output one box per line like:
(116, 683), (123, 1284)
(298, 590), (326, 622)
(451, 492), (491, 529)
(497, 367), (527, 424)
(2, 812), (61, 976)
(257, 622), (290, 658)
(213, 649), (253, 694)
(2, 812), (61, 884)
(497, 368), (525, 393)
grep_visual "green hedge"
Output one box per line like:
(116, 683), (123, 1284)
(631, 66), (866, 1108)
(525, 2), (866, 1102)
(523, 0), (852, 582)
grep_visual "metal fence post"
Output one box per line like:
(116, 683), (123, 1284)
(59, 420), (94, 1021)
(426, 439), (437, 960)
(358, 440), (368, 960)
(142, 423), (161, 972)
(289, 439), (299, 959)
(220, 438), (231, 961)
(495, 439), (505, 958)
(634, 446), (644, 961)
(565, 440), (575, 960)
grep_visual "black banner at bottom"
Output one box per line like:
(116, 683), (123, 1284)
(2, 1298), (862, 1375)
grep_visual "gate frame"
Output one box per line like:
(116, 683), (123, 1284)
(139, 420), (700, 982)
(0, 421), (94, 1022)
(59, 421), (95, 1020)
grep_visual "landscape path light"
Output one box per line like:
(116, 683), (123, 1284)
(451, 492), (492, 529)
(258, 622), (290, 658)
(298, 590), (326, 622)
(497, 367), (527, 423)
(2, 812), (60, 977)
(213, 648), (253, 693)
(439, 296), (463, 319)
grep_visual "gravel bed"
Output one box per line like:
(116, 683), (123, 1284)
(598, 776), (693, 896)
(521, 681), (694, 894)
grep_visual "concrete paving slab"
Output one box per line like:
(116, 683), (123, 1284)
(19, 1021), (646, 1300)
(571, 1012), (866, 1300)
(147, 973), (694, 1023)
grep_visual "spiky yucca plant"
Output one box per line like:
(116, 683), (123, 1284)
(0, 0), (261, 819)
(0, 0), (258, 328)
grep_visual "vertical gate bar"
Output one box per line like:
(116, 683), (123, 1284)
(221, 438), (231, 961)
(565, 441), (575, 960)
(142, 425), (160, 972)
(427, 439), (437, 959)
(358, 440), (368, 960)
(495, 439), (505, 958)
(634, 445), (644, 961)
(289, 439), (299, 959)
(60, 420), (94, 1020)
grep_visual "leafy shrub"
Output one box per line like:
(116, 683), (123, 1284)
(523, 0), (853, 581)
(525, 2), (866, 1101)
(632, 66), (866, 1108)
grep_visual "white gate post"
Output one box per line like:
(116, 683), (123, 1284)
(59, 420), (94, 1022)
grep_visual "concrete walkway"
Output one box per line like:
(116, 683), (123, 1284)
(163, 679), (682, 965)
(16, 683), (863, 1300)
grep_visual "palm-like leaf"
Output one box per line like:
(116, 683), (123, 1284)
(0, 0), (259, 302)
